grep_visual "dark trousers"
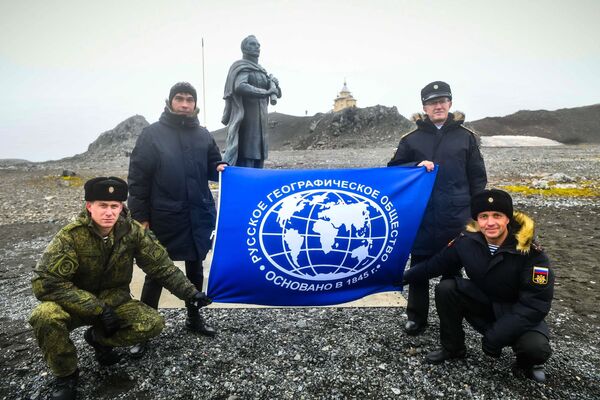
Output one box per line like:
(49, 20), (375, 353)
(406, 254), (454, 325)
(236, 158), (264, 169)
(405, 254), (434, 324)
(406, 254), (459, 325)
(435, 279), (552, 366)
(141, 260), (204, 309)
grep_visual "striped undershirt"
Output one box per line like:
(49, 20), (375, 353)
(488, 243), (500, 255)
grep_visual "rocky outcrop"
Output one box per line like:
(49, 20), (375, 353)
(84, 115), (149, 158)
(297, 105), (413, 150)
(211, 106), (413, 151)
(41, 115), (149, 169)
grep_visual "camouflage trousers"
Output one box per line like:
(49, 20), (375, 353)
(29, 299), (164, 377)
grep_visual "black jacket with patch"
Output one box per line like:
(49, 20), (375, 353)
(388, 112), (487, 255)
(403, 211), (554, 349)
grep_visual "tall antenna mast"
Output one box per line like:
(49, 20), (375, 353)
(201, 37), (207, 127)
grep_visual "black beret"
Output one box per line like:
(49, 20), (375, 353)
(84, 177), (128, 202)
(421, 81), (452, 104)
(169, 82), (197, 105)
(470, 189), (513, 220)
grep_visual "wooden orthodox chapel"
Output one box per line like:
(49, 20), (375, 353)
(333, 80), (357, 112)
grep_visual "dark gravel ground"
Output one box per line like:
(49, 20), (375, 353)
(1, 145), (599, 399)
(6, 307), (600, 400)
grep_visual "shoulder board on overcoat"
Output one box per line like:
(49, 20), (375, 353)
(447, 232), (466, 247)
(459, 124), (480, 137)
(530, 241), (544, 253)
(398, 112), (428, 140)
(400, 128), (419, 140)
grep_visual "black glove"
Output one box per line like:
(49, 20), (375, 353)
(100, 306), (121, 337)
(188, 292), (212, 309)
(482, 336), (502, 358)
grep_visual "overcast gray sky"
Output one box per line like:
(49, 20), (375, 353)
(1, 0), (599, 161)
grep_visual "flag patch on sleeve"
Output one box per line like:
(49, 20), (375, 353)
(532, 266), (549, 285)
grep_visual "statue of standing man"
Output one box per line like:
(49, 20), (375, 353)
(222, 35), (282, 168)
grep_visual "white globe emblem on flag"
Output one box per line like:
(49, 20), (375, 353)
(258, 189), (389, 281)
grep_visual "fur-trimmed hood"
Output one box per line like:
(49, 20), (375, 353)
(411, 111), (465, 123)
(465, 211), (536, 253)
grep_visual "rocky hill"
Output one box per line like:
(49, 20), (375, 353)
(212, 103), (600, 150)
(4, 103), (599, 169)
(70, 115), (149, 160)
(32, 115), (150, 170)
(470, 104), (600, 144)
(211, 105), (414, 150)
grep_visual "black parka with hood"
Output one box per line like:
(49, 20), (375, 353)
(128, 106), (223, 261)
(403, 211), (554, 349)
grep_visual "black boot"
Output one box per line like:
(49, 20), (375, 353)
(83, 327), (122, 366)
(50, 370), (78, 400)
(404, 320), (427, 336)
(129, 342), (147, 359)
(185, 305), (217, 337)
(426, 347), (467, 364)
(512, 362), (546, 383)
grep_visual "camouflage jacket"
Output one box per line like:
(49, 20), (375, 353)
(32, 207), (197, 317)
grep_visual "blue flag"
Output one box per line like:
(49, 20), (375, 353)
(207, 166), (437, 306)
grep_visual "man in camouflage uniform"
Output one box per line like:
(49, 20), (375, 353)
(29, 177), (211, 400)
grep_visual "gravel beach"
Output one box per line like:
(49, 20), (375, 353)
(1, 145), (599, 399)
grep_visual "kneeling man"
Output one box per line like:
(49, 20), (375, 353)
(403, 189), (554, 382)
(29, 177), (211, 400)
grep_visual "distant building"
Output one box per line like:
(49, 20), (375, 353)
(333, 80), (357, 112)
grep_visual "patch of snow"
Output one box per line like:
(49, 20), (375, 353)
(481, 135), (562, 147)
